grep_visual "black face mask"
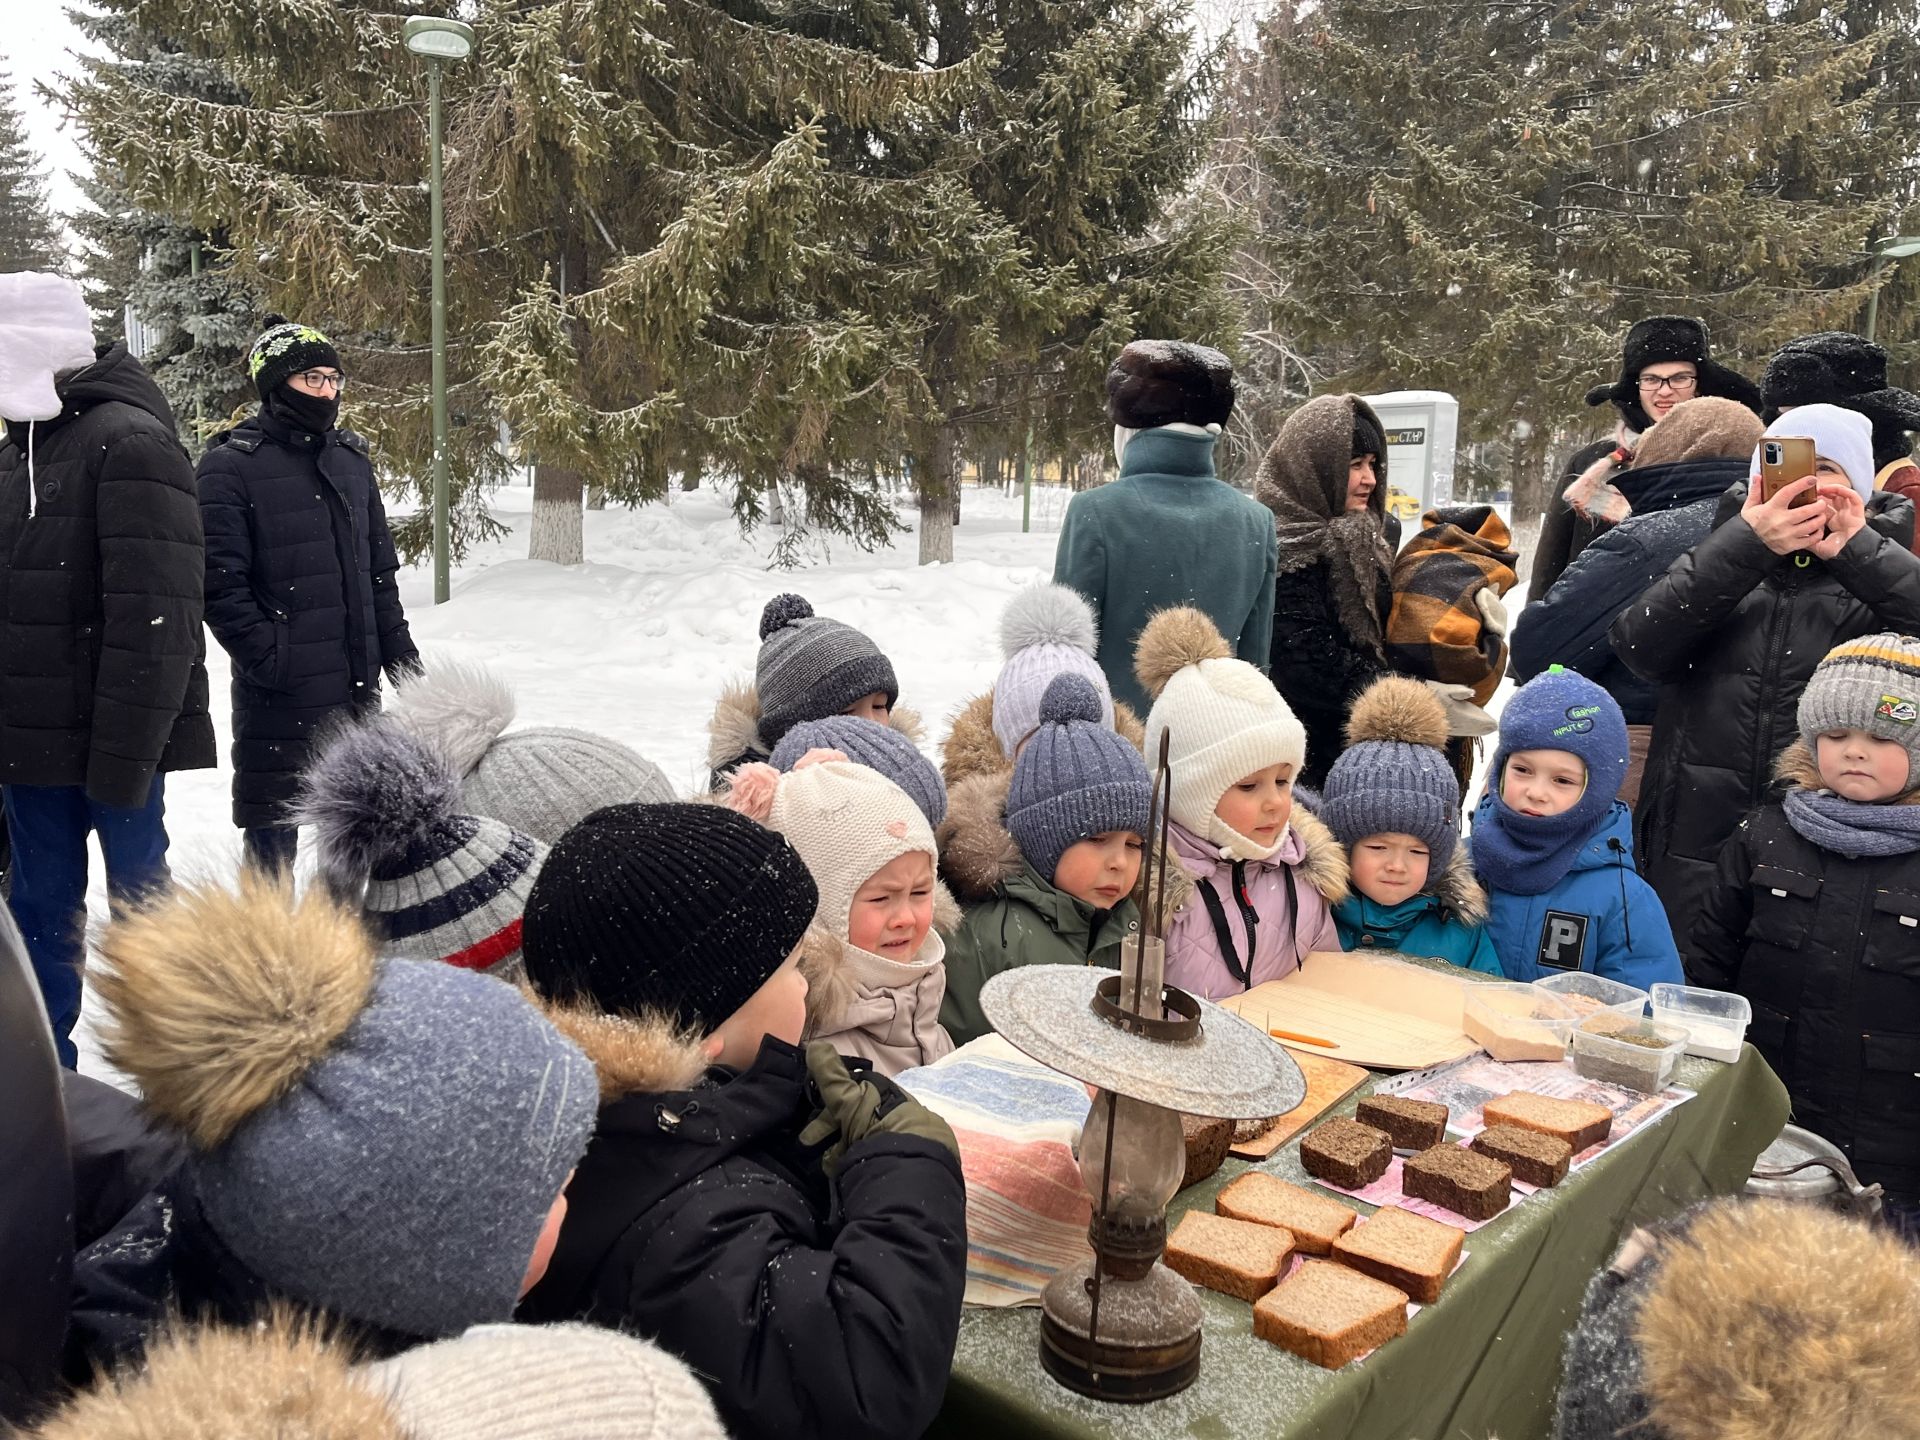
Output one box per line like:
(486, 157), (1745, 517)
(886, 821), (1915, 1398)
(268, 385), (340, 435)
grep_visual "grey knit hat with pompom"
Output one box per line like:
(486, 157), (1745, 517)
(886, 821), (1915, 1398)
(769, 714), (948, 826)
(754, 593), (898, 747)
(992, 583), (1115, 759)
(1006, 673), (1153, 882)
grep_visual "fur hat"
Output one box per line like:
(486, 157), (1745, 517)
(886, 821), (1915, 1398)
(1627, 396), (1765, 470)
(1763, 331), (1920, 468)
(92, 875), (598, 1340)
(248, 315), (342, 401)
(770, 714), (948, 827)
(389, 660), (675, 843)
(990, 583), (1115, 759)
(1320, 677), (1461, 870)
(727, 754), (939, 952)
(1585, 316), (1762, 433)
(1135, 607), (1306, 858)
(1754, 403), (1877, 499)
(1006, 674), (1153, 882)
(1554, 1199), (1920, 1440)
(0, 271), (96, 424)
(1105, 340), (1235, 431)
(1797, 633), (1920, 788)
(754, 594), (898, 747)
(297, 716), (546, 976)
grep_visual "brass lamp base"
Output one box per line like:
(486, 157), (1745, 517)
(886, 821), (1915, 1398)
(1038, 1260), (1203, 1402)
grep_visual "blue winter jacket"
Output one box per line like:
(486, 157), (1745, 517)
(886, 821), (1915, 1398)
(1332, 851), (1503, 976)
(1478, 800), (1684, 989)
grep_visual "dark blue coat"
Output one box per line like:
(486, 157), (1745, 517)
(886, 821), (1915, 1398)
(1511, 456), (1743, 723)
(196, 410), (418, 827)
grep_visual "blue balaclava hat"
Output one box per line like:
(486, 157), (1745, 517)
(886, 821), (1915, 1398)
(1472, 667), (1629, 895)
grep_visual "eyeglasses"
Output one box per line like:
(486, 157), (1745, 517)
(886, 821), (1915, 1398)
(1637, 372), (1698, 394)
(298, 370), (347, 393)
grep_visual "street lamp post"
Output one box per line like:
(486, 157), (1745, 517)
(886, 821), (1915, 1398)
(403, 15), (475, 605)
(1864, 236), (1920, 345)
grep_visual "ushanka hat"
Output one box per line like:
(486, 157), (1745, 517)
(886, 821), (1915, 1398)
(1798, 634), (1920, 788)
(1585, 316), (1762, 434)
(247, 315), (342, 401)
(298, 717), (545, 976)
(754, 593), (898, 748)
(1105, 340), (1236, 431)
(1762, 331), (1920, 469)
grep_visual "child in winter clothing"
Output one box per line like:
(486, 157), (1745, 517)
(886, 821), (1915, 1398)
(938, 673), (1152, 1044)
(1322, 677), (1501, 975)
(1470, 667), (1682, 988)
(516, 802), (967, 1440)
(941, 581), (1146, 788)
(707, 592), (907, 788)
(727, 754), (955, 1074)
(1692, 636), (1920, 1217)
(65, 875), (598, 1370)
(1133, 607), (1347, 1000)
(771, 712), (949, 827)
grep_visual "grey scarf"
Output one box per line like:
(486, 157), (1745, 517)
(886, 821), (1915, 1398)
(1782, 788), (1920, 858)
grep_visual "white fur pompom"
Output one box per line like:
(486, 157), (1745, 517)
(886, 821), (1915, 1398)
(1000, 583), (1098, 659)
(387, 657), (517, 780)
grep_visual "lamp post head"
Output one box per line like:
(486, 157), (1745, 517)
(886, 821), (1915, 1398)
(403, 15), (475, 61)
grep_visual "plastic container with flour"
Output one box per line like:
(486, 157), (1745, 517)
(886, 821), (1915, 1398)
(1649, 983), (1751, 1063)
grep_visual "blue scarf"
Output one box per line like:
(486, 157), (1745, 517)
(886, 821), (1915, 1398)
(1469, 794), (1595, 896)
(1782, 788), (1920, 859)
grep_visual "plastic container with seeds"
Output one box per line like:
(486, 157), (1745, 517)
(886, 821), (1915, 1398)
(1571, 1013), (1687, 1093)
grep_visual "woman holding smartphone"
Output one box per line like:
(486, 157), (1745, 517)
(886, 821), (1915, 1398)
(1608, 404), (1920, 957)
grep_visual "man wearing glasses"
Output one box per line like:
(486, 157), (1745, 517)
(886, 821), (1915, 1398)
(198, 316), (421, 874)
(1530, 316), (1762, 595)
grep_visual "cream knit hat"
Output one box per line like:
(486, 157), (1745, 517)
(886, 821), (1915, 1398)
(727, 753), (939, 945)
(363, 1324), (727, 1440)
(1135, 608), (1306, 857)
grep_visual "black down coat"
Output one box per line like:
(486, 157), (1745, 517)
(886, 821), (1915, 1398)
(196, 408), (418, 828)
(1690, 745), (1920, 1204)
(1609, 484), (1920, 945)
(0, 344), (214, 806)
(517, 1016), (968, 1440)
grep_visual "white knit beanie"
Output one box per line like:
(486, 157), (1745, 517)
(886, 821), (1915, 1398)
(1135, 608), (1306, 858)
(1753, 403), (1877, 499)
(729, 754), (939, 945)
(362, 1324), (726, 1440)
(992, 583), (1115, 758)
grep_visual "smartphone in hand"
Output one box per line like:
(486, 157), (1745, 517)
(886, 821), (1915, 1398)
(1759, 437), (1818, 507)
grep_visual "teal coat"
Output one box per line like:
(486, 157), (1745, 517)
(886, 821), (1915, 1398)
(936, 772), (1140, 1046)
(1332, 848), (1503, 976)
(1053, 428), (1277, 715)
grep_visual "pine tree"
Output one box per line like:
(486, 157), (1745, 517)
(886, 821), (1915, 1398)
(1218, 0), (1920, 518)
(0, 68), (67, 273)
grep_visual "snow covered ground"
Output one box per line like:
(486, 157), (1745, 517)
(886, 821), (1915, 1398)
(69, 476), (1524, 1080)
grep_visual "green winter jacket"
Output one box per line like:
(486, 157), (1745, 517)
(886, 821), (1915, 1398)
(1053, 427), (1277, 715)
(936, 772), (1140, 1046)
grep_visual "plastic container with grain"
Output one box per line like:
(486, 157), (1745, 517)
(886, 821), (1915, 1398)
(1571, 1013), (1687, 1093)
(1532, 972), (1649, 1021)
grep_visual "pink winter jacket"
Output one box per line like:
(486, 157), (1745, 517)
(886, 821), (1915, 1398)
(1159, 812), (1349, 1001)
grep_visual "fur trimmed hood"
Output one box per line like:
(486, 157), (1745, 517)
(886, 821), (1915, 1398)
(29, 1310), (404, 1440)
(940, 690), (1148, 788)
(707, 680), (925, 776)
(1148, 804), (1350, 918)
(1427, 845), (1489, 923)
(938, 770), (1025, 902)
(538, 997), (711, 1101)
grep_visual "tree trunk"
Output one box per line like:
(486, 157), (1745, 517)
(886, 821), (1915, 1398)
(767, 483), (786, 526)
(918, 425), (958, 565)
(680, 459), (700, 493)
(1073, 453), (1104, 492)
(531, 460), (585, 565)
(586, 485), (608, 511)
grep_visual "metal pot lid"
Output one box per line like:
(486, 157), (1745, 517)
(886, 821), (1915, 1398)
(1746, 1124), (1851, 1196)
(980, 966), (1306, 1119)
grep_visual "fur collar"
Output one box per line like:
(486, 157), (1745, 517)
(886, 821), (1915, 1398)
(1775, 738), (1920, 806)
(537, 997), (711, 1101)
(1143, 805), (1350, 918)
(796, 889), (961, 1033)
(937, 770), (1024, 901)
(940, 688), (1148, 789)
(705, 679), (926, 774)
(1427, 845), (1489, 923)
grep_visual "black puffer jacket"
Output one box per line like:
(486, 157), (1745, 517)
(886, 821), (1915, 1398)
(1270, 557), (1393, 789)
(1511, 456), (1743, 723)
(197, 408), (418, 827)
(1610, 484), (1920, 942)
(518, 1015), (967, 1440)
(1690, 745), (1920, 1203)
(0, 345), (214, 806)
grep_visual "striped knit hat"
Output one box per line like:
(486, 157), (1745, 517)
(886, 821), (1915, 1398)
(1798, 634), (1920, 786)
(297, 717), (546, 976)
(755, 593), (897, 747)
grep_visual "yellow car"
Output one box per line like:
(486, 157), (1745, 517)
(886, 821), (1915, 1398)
(1385, 487), (1421, 522)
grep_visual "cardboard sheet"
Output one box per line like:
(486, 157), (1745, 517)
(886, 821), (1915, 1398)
(1221, 950), (1478, 1070)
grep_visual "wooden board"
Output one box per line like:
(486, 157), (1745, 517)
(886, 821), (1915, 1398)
(1230, 1047), (1371, 1158)
(1220, 950), (1478, 1071)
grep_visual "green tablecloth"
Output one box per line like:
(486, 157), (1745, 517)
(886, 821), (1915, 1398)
(932, 1046), (1788, 1440)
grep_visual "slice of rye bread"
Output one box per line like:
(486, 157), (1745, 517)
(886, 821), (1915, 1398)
(1403, 1144), (1512, 1222)
(1481, 1092), (1614, 1153)
(1330, 1204), (1465, 1305)
(1254, 1260), (1409, 1369)
(1216, 1173), (1360, 1255)
(1355, 1095), (1449, 1151)
(1299, 1118), (1393, 1189)
(1180, 1113), (1234, 1191)
(1164, 1210), (1296, 1302)
(1470, 1124), (1573, 1188)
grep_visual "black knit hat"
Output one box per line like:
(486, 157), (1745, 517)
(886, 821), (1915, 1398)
(1584, 316), (1762, 433)
(247, 315), (343, 401)
(1762, 331), (1920, 468)
(520, 802), (819, 1032)
(1352, 407), (1386, 463)
(1105, 340), (1235, 430)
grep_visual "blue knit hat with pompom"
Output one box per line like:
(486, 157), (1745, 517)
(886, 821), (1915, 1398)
(770, 714), (948, 827)
(1006, 674), (1153, 882)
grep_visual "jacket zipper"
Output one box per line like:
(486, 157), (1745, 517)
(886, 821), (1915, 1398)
(1751, 580), (1798, 804)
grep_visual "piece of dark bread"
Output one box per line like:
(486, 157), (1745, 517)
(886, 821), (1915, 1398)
(1355, 1095), (1449, 1151)
(1470, 1124), (1573, 1188)
(1299, 1118), (1393, 1189)
(1403, 1144), (1511, 1222)
(1181, 1113), (1233, 1190)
